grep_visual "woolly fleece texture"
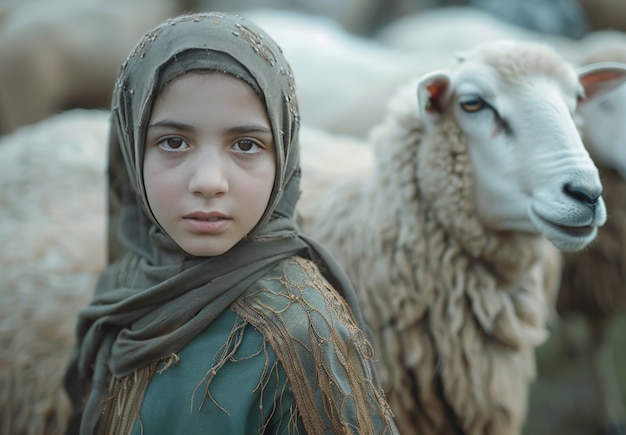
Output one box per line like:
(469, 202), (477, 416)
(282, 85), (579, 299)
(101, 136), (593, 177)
(0, 109), (108, 435)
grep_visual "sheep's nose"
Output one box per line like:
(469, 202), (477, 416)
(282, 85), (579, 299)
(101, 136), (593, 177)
(563, 182), (601, 206)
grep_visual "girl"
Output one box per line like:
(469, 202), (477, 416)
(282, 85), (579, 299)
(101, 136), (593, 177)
(63, 11), (398, 435)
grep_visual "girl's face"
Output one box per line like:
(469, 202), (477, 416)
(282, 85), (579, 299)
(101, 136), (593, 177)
(144, 72), (276, 257)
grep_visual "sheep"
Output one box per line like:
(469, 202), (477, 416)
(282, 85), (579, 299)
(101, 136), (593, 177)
(0, 0), (195, 136)
(297, 40), (623, 435)
(578, 0), (626, 33)
(375, 6), (581, 59)
(198, 0), (384, 35)
(554, 37), (626, 434)
(0, 109), (109, 435)
(576, 32), (626, 181)
(241, 8), (452, 138)
(375, 5), (626, 70)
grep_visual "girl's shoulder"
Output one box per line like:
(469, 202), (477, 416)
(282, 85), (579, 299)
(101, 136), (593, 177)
(258, 255), (343, 300)
(233, 256), (398, 434)
(243, 255), (360, 334)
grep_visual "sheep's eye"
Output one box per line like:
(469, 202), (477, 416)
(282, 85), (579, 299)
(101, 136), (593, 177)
(459, 96), (485, 113)
(576, 93), (585, 105)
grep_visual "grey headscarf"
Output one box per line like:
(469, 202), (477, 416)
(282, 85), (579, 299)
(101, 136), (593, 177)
(63, 12), (365, 434)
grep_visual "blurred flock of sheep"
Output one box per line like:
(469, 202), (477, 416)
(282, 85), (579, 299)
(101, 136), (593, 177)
(1, 0), (626, 434)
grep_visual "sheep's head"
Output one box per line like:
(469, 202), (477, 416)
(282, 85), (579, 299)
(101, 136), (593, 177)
(416, 40), (614, 253)
(576, 61), (626, 179)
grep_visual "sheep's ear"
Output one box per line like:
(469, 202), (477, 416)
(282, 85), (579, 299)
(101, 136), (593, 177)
(417, 71), (452, 124)
(578, 61), (626, 104)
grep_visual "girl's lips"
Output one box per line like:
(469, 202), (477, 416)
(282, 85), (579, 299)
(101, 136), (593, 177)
(184, 211), (228, 220)
(183, 212), (232, 234)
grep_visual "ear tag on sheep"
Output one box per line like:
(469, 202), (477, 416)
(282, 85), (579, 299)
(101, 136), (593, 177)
(417, 71), (450, 124)
(578, 61), (626, 104)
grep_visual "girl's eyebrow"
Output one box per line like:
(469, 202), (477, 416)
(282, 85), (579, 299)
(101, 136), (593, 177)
(224, 124), (272, 135)
(148, 120), (195, 132)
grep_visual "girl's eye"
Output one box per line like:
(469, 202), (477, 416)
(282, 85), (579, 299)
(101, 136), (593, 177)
(459, 96), (486, 113)
(157, 137), (189, 152)
(232, 139), (262, 153)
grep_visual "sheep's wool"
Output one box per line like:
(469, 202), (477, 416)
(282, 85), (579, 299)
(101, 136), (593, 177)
(300, 81), (562, 435)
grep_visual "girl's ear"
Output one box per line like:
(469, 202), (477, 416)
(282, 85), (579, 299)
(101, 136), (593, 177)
(416, 71), (452, 125)
(578, 61), (626, 104)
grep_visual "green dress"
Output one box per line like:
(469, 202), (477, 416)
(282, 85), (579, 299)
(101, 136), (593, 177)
(98, 257), (395, 434)
(131, 310), (298, 434)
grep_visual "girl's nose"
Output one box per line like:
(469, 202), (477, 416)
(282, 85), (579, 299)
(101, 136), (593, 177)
(188, 150), (228, 197)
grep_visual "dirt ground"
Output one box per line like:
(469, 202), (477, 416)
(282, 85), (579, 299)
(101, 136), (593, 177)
(524, 314), (626, 435)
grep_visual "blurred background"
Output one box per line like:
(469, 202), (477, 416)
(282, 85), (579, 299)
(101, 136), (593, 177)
(1, 0), (626, 137)
(1, 0), (625, 434)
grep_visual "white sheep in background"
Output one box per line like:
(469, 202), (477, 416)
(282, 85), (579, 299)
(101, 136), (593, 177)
(375, 5), (626, 71)
(298, 40), (623, 435)
(555, 37), (626, 434)
(375, 6), (580, 58)
(197, 0), (386, 35)
(241, 8), (453, 138)
(576, 31), (626, 180)
(0, 109), (108, 435)
(0, 0), (194, 135)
